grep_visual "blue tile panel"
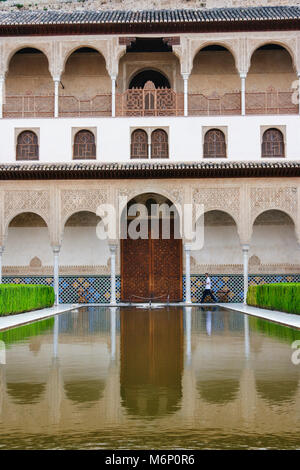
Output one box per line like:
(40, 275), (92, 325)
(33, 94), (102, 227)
(2, 274), (300, 304)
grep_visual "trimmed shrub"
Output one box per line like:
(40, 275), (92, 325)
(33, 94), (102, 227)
(0, 284), (54, 316)
(247, 283), (300, 314)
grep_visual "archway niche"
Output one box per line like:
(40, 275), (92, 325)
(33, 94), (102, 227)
(192, 210), (242, 271)
(190, 45), (240, 115)
(60, 211), (110, 273)
(3, 212), (52, 273)
(250, 210), (298, 268)
(4, 48), (53, 117)
(247, 44), (297, 113)
(6, 48), (52, 96)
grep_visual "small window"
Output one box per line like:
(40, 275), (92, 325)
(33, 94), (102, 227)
(151, 129), (169, 159)
(203, 129), (226, 158)
(73, 130), (96, 159)
(262, 128), (284, 157)
(131, 129), (148, 159)
(16, 131), (39, 160)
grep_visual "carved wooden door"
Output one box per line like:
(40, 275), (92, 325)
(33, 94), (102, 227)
(121, 218), (182, 302)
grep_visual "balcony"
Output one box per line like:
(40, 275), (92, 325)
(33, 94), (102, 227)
(3, 89), (298, 118)
(116, 82), (184, 117)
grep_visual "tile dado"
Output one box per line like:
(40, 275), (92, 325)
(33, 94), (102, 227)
(2, 274), (300, 304)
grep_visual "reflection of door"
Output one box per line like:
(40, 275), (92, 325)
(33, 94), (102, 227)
(121, 219), (182, 302)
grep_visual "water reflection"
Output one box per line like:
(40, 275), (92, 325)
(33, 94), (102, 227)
(120, 307), (183, 418)
(6, 382), (46, 404)
(0, 306), (300, 449)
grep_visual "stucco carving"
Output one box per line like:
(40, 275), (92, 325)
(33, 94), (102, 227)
(61, 188), (108, 224)
(193, 187), (240, 223)
(250, 187), (298, 224)
(4, 189), (50, 228)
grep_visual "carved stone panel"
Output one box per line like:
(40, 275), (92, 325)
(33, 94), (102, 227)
(250, 186), (297, 223)
(4, 190), (50, 227)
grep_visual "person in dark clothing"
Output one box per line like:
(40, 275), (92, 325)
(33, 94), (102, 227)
(201, 273), (218, 303)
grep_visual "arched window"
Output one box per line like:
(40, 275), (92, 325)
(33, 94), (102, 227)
(203, 129), (226, 158)
(16, 131), (39, 160)
(131, 129), (148, 159)
(262, 128), (284, 157)
(73, 130), (96, 159)
(151, 129), (169, 159)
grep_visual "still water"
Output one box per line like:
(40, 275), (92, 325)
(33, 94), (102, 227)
(0, 306), (300, 449)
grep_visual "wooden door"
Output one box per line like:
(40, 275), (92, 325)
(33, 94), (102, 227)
(121, 218), (182, 302)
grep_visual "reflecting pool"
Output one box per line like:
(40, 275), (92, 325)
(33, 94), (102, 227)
(0, 306), (300, 449)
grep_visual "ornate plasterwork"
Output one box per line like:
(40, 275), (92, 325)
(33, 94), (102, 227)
(4, 189), (50, 228)
(192, 187), (240, 224)
(61, 188), (108, 224)
(250, 186), (297, 224)
(3, 264), (115, 276)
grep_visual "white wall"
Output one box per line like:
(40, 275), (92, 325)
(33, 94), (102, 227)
(3, 223), (298, 267)
(250, 225), (299, 264)
(3, 227), (52, 266)
(3, 226), (110, 267)
(0, 115), (299, 163)
(60, 227), (110, 266)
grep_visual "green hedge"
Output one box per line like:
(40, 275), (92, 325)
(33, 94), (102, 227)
(0, 284), (55, 316)
(247, 283), (300, 314)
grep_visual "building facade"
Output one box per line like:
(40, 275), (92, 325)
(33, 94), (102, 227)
(0, 4), (300, 304)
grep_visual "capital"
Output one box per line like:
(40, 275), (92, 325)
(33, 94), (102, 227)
(109, 244), (118, 254)
(52, 245), (61, 254)
(184, 243), (192, 252)
(241, 243), (250, 252)
(239, 72), (247, 79)
(181, 73), (190, 80)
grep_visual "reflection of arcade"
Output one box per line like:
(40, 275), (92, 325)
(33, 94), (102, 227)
(120, 307), (183, 418)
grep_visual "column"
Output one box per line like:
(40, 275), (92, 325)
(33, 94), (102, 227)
(244, 314), (250, 359)
(110, 307), (117, 361)
(240, 73), (247, 116)
(148, 132), (151, 159)
(52, 246), (60, 305)
(109, 244), (117, 305)
(298, 73), (300, 115)
(53, 77), (60, 118)
(111, 75), (116, 117)
(53, 315), (59, 358)
(184, 244), (192, 304)
(184, 306), (192, 364)
(182, 73), (189, 117)
(0, 76), (5, 119)
(242, 244), (250, 304)
(0, 246), (3, 284)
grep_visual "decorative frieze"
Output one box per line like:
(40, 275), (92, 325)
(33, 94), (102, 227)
(61, 188), (108, 222)
(250, 186), (297, 223)
(4, 189), (50, 226)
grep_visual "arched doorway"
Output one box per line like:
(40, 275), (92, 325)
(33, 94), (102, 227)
(120, 193), (182, 302)
(129, 70), (170, 89)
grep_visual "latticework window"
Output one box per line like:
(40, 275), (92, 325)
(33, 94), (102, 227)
(203, 129), (226, 158)
(131, 129), (148, 159)
(73, 130), (96, 159)
(151, 129), (169, 159)
(16, 131), (39, 160)
(262, 128), (284, 157)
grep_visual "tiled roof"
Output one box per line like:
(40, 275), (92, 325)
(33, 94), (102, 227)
(0, 6), (300, 26)
(0, 161), (299, 179)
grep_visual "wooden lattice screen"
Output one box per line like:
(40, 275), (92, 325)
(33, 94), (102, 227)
(73, 130), (96, 159)
(203, 129), (226, 158)
(261, 128), (285, 157)
(16, 131), (39, 160)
